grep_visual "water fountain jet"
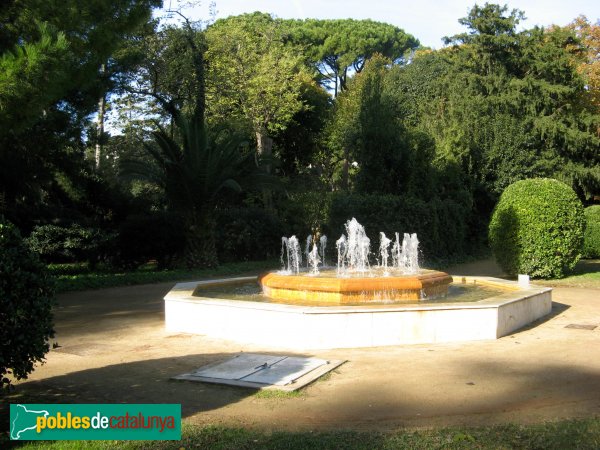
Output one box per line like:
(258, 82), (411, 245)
(261, 219), (452, 304)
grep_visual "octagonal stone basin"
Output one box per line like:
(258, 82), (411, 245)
(259, 269), (453, 303)
(164, 275), (552, 349)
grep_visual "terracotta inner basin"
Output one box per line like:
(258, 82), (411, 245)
(259, 269), (453, 304)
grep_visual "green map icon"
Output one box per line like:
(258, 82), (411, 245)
(10, 404), (49, 440)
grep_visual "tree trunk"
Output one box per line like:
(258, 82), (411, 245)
(95, 93), (106, 170)
(95, 63), (106, 170)
(255, 129), (273, 171)
(334, 73), (339, 98)
(183, 213), (218, 268)
(256, 128), (274, 209)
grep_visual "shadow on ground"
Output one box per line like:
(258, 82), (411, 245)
(2, 341), (599, 434)
(0, 350), (294, 433)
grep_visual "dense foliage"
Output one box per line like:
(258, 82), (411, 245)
(26, 224), (115, 267)
(1, 2), (598, 277)
(583, 205), (600, 258)
(216, 207), (284, 262)
(0, 0), (160, 228)
(488, 179), (585, 278)
(0, 218), (55, 388)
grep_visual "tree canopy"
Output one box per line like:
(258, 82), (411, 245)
(205, 12), (311, 161)
(0, 0), (160, 226)
(284, 18), (419, 96)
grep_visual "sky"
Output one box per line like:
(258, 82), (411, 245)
(164, 0), (599, 49)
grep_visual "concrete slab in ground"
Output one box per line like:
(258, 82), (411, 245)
(3, 259), (600, 432)
(173, 354), (345, 391)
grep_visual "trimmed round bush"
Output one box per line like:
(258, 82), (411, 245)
(1, 218), (55, 388)
(583, 205), (600, 258)
(488, 178), (584, 278)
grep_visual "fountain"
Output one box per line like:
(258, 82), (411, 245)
(280, 236), (301, 275)
(164, 218), (553, 349)
(260, 218), (453, 304)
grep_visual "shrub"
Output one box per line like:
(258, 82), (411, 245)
(26, 224), (115, 267)
(583, 205), (600, 259)
(488, 178), (584, 278)
(1, 218), (55, 388)
(216, 207), (284, 262)
(116, 212), (186, 269)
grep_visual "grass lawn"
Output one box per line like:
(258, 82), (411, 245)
(50, 260), (278, 293)
(3, 418), (600, 449)
(533, 259), (600, 289)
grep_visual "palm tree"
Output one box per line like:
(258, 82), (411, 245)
(121, 19), (278, 267)
(128, 115), (275, 267)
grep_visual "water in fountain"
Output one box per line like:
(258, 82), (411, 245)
(267, 219), (449, 304)
(336, 235), (347, 275)
(280, 236), (302, 274)
(319, 235), (327, 267)
(281, 219), (420, 277)
(403, 233), (420, 274)
(379, 232), (392, 274)
(391, 233), (400, 270)
(308, 243), (321, 275)
(391, 232), (420, 275)
(305, 235), (312, 268)
(337, 218), (371, 273)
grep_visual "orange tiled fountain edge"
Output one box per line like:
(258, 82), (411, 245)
(259, 270), (453, 303)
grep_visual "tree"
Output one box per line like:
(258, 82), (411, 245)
(443, 3), (525, 76)
(0, 21), (69, 133)
(567, 16), (600, 112)
(129, 115), (275, 267)
(120, 23), (206, 126)
(285, 18), (419, 96)
(324, 54), (438, 196)
(272, 79), (332, 183)
(0, 0), (160, 226)
(120, 11), (278, 266)
(400, 4), (600, 202)
(205, 13), (310, 164)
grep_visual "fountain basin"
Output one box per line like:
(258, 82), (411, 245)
(164, 276), (552, 349)
(259, 270), (452, 303)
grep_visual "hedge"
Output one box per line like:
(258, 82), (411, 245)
(326, 193), (471, 265)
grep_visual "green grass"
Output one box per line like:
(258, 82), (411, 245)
(51, 260), (278, 293)
(533, 259), (600, 288)
(252, 388), (305, 399)
(3, 418), (600, 449)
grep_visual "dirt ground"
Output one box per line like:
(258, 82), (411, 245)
(3, 259), (600, 432)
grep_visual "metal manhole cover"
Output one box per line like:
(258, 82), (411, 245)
(565, 324), (597, 330)
(173, 353), (345, 391)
